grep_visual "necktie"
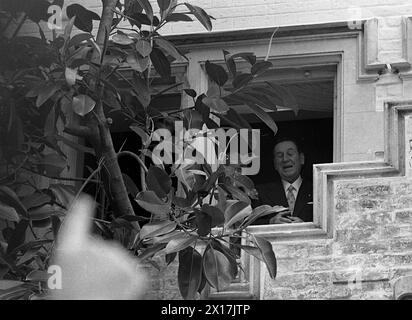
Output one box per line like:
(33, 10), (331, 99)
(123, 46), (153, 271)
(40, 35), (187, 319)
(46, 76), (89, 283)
(286, 185), (296, 214)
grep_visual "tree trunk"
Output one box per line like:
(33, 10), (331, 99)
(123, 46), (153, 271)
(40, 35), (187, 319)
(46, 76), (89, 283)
(89, 0), (138, 224)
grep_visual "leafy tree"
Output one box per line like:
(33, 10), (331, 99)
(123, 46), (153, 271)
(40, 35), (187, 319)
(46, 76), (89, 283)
(0, 0), (292, 299)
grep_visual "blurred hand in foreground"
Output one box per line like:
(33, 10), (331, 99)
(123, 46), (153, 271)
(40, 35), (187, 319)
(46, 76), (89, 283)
(50, 196), (147, 300)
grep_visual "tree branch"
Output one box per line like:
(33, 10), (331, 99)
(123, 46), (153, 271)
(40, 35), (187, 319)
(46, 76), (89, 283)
(117, 151), (148, 173)
(22, 167), (99, 183)
(64, 125), (92, 138)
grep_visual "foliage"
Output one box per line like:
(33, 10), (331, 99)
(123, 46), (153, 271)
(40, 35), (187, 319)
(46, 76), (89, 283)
(0, 0), (292, 299)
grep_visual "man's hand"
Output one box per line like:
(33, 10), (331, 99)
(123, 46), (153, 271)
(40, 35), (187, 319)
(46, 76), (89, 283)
(269, 211), (293, 224)
(289, 216), (304, 223)
(269, 212), (304, 224)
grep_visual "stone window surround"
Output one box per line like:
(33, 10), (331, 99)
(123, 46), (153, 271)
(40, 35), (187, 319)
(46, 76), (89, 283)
(176, 22), (371, 241)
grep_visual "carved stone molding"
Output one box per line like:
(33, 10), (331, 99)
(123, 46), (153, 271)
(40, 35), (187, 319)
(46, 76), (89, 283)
(392, 16), (412, 72)
(364, 18), (386, 72)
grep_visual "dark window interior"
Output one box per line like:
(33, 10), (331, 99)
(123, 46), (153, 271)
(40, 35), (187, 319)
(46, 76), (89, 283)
(83, 65), (335, 210)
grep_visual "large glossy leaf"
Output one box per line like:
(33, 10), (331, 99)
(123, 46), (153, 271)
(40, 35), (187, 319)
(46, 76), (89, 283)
(138, 243), (166, 261)
(129, 125), (149, 145)
(154, 38), (182, 61)
(241, 205), (276, 228)
(240, 245), (263, 261)
(44, 105), (56, 138)
(128, 12), (151, 27)
(166, 13), (193, 22)
(232, 73), (253, 89)
(131, 74), (151, 107)
(0, 186), (28, 219)
(251, 235), (277, 279)
(0, 203), (20, 222)
(178, 246), (202, 300)
(146, 166), (172, 199)
(210, 239), (238, 278)
(21, 193), (51, 210)
(6, 220), (29, 255)
(251, 60), (273, 76)
(201, 204), (224, 228)
(36, 153), (67, 176)
(66, 4), (100, 33)
(157, 0), (171, 11)
(136, 0), (153, 22)
(28, 204), (64, 221)
(163, 234), (197, 255)
(157, 0), (172, 20)
(152, 230), (186, 244)
(135, 39), (152, 57)
(195, 211), (211, 237)
(184, 89), (197, 98)
(230, 52), (256, 65)
(229, 92), (275, 111)
(112, 32), (134, 45)
(202, 96), (229, 113)
(135, 191), (170, 218)
(140, 220), (177, 239)
(233, 173), (255, 191)
(184, 3), (212, 31)
(36, 83), (59, 107)
(25, 270), (49, 282)
(49, 184), (76, 208)
(21, 0), (50, 23)
(122, 174), (139, 197)
(11, 239), (53, 257)
(265, 81), (299, 112)
(127, 53), (150, 73)
(65, 67), (82, 86)
(0, 281), (25, 291)
(51, 215), (61, 239)
(224, 201), (252, 228)
(202, 245), (232, 291)
(72, 94), (96, 116)
(244, 102), (278, 135)
(205, 61), (228, 87)
(150, 48), (171, 78)
(224, 185), (251, 205)
(223, 50), (236, 78)
(69, 33), (93, 47)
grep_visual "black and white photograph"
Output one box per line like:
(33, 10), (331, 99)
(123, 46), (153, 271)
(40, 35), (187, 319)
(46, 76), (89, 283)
(0, 0), (412, 305)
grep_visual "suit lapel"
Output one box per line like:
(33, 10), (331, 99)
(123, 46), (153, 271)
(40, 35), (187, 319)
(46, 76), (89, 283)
(274, 181), (288, 207)
(293, 179), (311, 217)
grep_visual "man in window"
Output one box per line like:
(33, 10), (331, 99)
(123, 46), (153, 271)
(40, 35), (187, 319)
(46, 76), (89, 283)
(253, 137), (313, 224)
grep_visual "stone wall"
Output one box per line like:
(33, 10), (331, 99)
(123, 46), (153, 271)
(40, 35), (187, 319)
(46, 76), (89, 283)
(263, 177), (412, 299)
(141, 176), (412, 300)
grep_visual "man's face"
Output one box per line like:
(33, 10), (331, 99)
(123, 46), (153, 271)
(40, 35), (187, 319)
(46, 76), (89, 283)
(273, 141), (304, 183)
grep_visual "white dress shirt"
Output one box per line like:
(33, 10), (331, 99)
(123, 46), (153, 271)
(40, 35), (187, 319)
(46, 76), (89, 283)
(281, 176), (303, 200)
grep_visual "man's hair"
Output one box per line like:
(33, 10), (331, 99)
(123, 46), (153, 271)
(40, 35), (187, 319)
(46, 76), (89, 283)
(273, 136), (304, 154)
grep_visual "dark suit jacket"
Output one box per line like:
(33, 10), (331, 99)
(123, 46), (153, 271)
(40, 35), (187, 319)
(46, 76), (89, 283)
(252, 178), (313, 225)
